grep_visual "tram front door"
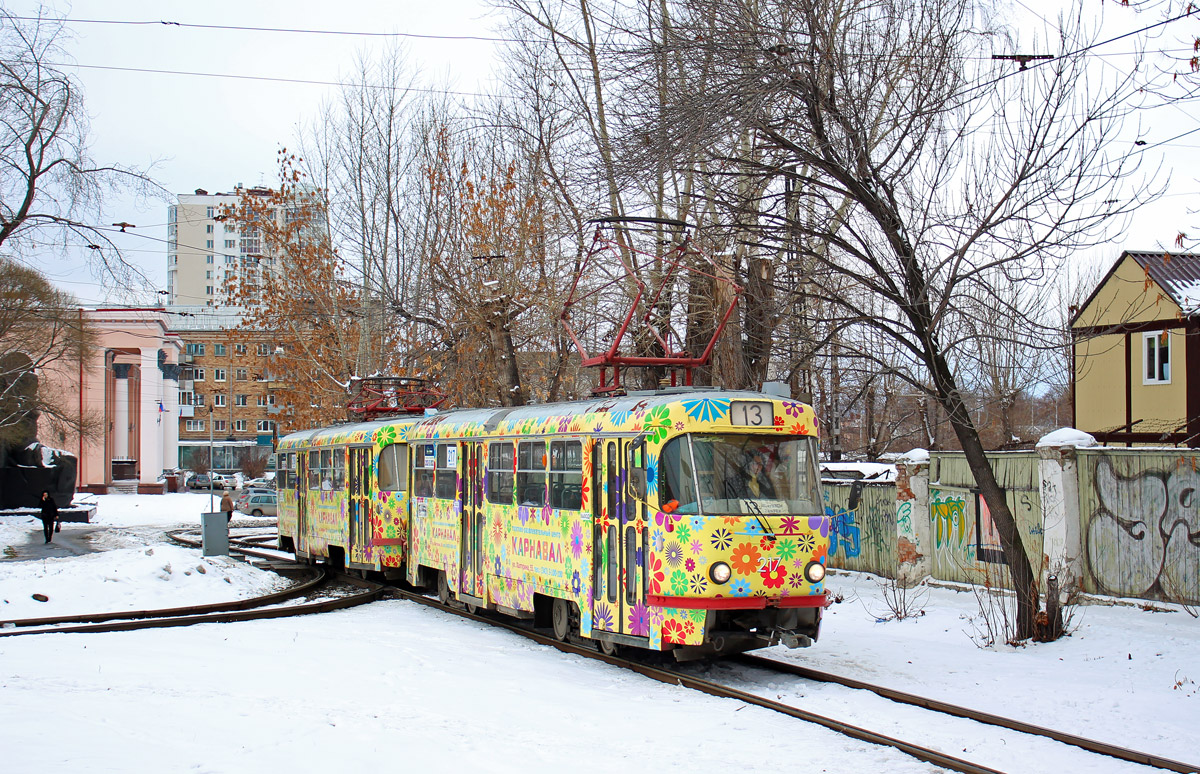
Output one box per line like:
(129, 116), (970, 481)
(592, 438), (648, 642)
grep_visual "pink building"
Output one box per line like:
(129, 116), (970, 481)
(51, 309), (184, 494)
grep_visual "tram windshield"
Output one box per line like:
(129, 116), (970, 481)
(658, 434), (821, 515)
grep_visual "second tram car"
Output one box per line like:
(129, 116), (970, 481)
(277, 389), (828, 658)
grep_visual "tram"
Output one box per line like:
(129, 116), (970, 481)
(276, 388), (828, 659)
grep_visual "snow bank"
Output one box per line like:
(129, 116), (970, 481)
(0, 543), (288, 620)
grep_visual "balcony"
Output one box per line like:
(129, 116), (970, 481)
(179, 405), (195, 418)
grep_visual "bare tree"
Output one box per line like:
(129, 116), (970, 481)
(0, 258), (98, 446)
(0, 10), (160, 284)
(630, 0), (1155, 639)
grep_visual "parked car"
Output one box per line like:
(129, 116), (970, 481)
(235, 487), (274, 509)
(236, 492), (277, 517)
(187, 473), (213, 490)
(211, 474), (235, 490)
(245, 477), (275, 490)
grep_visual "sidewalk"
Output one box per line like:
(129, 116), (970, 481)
(1, 521), (100, 561)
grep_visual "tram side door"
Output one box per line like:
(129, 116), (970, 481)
(593, 438), (648, 640)
(460, 442), (485, 600)
(348, 445), (372, 564)
(296, 451), (309, 550)
(622, 439), (648, 639)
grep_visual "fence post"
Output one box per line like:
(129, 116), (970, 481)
(1036, 442), (1083, 602)
(895, 450), (931, 587)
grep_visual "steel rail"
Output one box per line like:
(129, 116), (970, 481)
(392, 588), (1007, 774)
(733, 654), (1200, 774)
(0, 578), (385, 636)
(0, 531), (385, 637)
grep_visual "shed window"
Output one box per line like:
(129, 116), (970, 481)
(1144, 331), (1171, 384)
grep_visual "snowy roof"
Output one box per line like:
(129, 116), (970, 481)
(164, 305), (247, 332)
(1125, 251), (1200, 316)
(1036, 427), (1098, 449)
(820, 462), (896, 482)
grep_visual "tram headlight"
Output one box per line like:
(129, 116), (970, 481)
(804, 561), (826, 584)
(710, 562), (732, 584)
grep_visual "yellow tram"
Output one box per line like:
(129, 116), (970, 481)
(277, 389), (828, 658)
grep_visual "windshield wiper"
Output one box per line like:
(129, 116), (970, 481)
(742, 497), (775, 538)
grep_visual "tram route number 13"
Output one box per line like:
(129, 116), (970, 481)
(731, 401), (774, 426)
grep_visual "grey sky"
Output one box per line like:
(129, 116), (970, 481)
(10, 0), (502, 303)
(8, 0), (1200, 304)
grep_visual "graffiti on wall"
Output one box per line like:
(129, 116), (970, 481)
(1087, 459), (1200, 604)
(825, 501), (862, 558)
(931, 493), (967, 548)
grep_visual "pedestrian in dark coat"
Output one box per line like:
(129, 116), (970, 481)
(39, 490), (59, 544)
(220, 491), (234, 523)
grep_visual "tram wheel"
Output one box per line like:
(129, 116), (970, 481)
(551, 598), (573, 641)
(436, 571), (452, 605)
(598, 637), (620, 657)
(465, 601), (478, 616)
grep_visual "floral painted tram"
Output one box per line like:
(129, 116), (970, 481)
(276, 389), (830, 659)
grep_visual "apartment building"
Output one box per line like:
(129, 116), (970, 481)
(166, 186), (279, 306)
(168, 306), (286, 473)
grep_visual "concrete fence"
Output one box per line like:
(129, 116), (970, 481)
(821, 442), (1200, 606)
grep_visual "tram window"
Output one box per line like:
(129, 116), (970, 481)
(378, 444), (408, 492)
(332, 448), (346, 490)
(308, 451), (321, 490)
(320, 449), (333, 490)
(516, 441), (546, 506)
(413, 444), (435, 498)
(435, 444), (458, 500)
(550, 440), (583, 510)
(487, 442), (514, 505)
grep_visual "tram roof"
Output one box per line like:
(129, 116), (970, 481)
(276, 415), (422, 448)
(408, 388), (809, 436)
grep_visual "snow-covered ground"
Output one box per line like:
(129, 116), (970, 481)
(1, 494), (1197, 773)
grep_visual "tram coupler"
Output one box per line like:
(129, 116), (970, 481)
(773, 628), (812, 649)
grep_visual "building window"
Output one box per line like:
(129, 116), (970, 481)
(235, 368), (248, 381)
(214, 368), (227, 382)
(256, 394), (276, 407)
(186, 343), (205, 356)
(214, 343), (227, 357)
(205, 270), (212, 279)
(192, 368), (205, 382)
(235, 394), (248, 407)
(234, 420), (247, 432)
(207, 254), (214, 264)
(186, 420), (205, 432)
(225, 255), (235, 265)
(213, 394), (226, 408)
(206, 286), (213, 296)
(179, 391), (193, 406)
(224, 239), (236, 249)
(235, 344), (247, 356)
(256, 420), (274, 432)
(193, 393), (205, 406)
(225, 223), (235, 233)
(213, 420), (227, 433)
(1144, 331), (1171, 384)
(206, 239), (214, 249)
(257, 343), (272, 356)
(206, 224), (214, 233)
(206, 206), (214, 218)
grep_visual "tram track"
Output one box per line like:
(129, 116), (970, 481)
(393, 586), (1199, 774)
(0, 530), (386, 637)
